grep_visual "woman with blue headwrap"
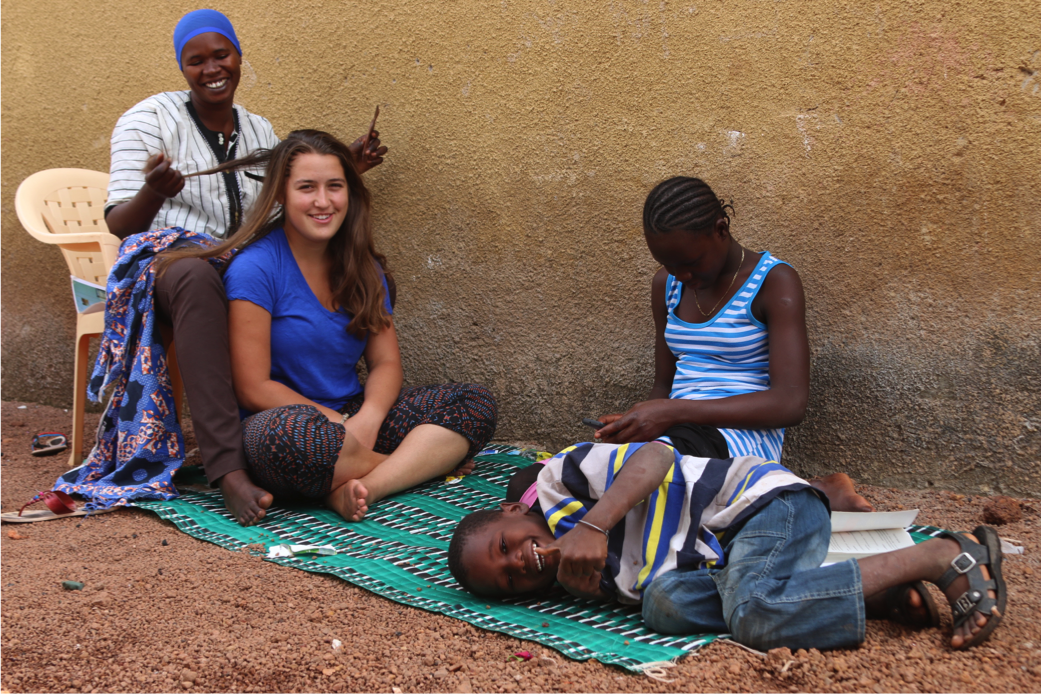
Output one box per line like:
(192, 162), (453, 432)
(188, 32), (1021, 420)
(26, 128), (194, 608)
(106, 9), (386, 237)
(100, 9), (387, 526)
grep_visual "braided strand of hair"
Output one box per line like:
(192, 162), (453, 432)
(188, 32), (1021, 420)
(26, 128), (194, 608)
(643, 177), (734, 235)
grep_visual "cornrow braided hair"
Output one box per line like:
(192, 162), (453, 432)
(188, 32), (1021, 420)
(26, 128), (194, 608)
(642, 176), (735, 235)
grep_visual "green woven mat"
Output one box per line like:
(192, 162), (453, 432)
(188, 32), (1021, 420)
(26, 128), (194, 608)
(134, 445), (943, 672)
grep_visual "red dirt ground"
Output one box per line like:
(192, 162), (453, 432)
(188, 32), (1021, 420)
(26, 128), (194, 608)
(2, 401), (1039, 693)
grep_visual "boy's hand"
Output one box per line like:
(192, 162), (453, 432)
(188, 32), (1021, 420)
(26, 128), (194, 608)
(536, 523), (608, 596)
(536, 533), (609, 600)
(560, 570), (608, 600)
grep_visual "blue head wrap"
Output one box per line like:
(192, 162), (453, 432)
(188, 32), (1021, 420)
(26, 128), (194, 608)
(173, 9), (242, 70)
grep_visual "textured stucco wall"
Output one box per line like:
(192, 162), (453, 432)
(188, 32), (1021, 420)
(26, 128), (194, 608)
(3, 1), (1039, 495)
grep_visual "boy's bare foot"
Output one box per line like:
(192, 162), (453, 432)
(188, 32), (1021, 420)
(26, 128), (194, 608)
(326, 479), (369, 522)
(925, 530), (1004, 649)
(809, 473), (874, 512)
(219, 469), (273, 526)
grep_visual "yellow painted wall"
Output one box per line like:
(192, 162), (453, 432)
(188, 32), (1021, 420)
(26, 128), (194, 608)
(3, 0), (1039, 494)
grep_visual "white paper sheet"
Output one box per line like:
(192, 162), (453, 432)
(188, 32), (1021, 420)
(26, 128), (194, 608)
(823, 528), (916, 565)
(830, 509), (919, 533)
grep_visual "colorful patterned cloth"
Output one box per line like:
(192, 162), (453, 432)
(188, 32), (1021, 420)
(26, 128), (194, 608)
(242, 384), (499, 500)
(243, 404), (345, 498)
(55, 228), (231, 509)
(339, 383), (499, 461)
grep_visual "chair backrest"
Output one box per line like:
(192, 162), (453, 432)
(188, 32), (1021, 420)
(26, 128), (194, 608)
(15, 168), (121, 286)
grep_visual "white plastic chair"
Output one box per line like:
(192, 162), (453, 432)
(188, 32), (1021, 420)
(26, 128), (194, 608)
(15, 169), (184, 467)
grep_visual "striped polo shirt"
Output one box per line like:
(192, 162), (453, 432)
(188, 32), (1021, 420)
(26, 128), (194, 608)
(106, 91), (279, 239)
(663, 251), (790, 461)
(537, 442), (812, 604)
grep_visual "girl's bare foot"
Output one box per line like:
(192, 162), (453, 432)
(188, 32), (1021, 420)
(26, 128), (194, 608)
(326, 479), (370, 522)
(809, 473), (874, 512)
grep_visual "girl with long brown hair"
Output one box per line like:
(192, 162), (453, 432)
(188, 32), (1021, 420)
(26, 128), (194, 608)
(164, 130), (497, 521)
(103, 9), (386, 526)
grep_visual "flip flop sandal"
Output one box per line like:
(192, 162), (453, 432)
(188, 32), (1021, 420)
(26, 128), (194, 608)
(883, 580), (941, 629)
(31, 432), (68, 457)
(936, 525), (1006, 650)
(0, 491), (117, 523)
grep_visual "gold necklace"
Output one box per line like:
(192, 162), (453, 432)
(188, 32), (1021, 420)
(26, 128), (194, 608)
(694, 246), (745, 317)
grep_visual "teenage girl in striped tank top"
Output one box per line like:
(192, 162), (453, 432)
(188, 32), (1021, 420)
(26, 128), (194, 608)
(595, 177), (870, 511)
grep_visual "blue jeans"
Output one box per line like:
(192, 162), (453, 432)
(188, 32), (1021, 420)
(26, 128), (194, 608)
(642, 488), (865, 651)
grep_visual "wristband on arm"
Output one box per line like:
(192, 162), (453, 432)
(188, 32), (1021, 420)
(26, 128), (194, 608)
(577, 519), (610, 538)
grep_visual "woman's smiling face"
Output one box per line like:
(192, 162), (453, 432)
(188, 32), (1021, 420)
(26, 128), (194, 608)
(281, 153), (350, 247)
(180, 32), (241, 109)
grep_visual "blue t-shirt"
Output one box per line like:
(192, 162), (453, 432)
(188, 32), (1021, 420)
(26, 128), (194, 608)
(223, 228), (392, 415)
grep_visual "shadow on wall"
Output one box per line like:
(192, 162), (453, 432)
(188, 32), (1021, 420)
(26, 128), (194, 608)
(786, 330), (1041, 498)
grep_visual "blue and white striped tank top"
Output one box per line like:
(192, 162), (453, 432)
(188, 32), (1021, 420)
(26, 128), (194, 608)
(663, 251), (789, 461)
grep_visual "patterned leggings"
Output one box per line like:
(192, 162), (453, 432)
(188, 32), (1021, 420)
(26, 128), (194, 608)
(242, 383), (498, 499)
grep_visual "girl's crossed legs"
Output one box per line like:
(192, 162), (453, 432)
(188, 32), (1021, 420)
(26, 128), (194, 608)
(242, 383), (497, 520)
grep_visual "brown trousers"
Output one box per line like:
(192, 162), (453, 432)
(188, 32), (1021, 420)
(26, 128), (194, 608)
(154, 258), (245, 484)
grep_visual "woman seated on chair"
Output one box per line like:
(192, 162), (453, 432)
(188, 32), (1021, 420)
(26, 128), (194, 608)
(158, 130), (498, 521)
(101, 9), (387, 525)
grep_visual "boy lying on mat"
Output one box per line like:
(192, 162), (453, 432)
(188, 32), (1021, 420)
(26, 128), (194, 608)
(447, 441), (1005, 652)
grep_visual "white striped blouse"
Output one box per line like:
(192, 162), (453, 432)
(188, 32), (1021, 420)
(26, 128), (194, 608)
(663, 251), (790, 462)
(106, 91), (279, 239)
